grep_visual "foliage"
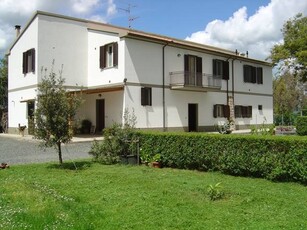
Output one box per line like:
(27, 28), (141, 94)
(0, 162), (306, 229)
(89, 108), (139, 164)
(250, 118), (275, 135)
(0, 57), (8, 111)
(207, 182), (224, 201)
(270, 14), (307, 82)
(273, 71), (306, 116)
(139, 132), (307, 184)
(34, 71), (83, 164)
(296, 116), (307, 136)
(152, 153), (161, 162)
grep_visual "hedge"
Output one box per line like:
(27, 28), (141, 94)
(296, 116), (307, 136)
(139, 132), (307, 185)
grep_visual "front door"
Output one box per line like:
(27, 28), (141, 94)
(188, 103), (198, 132)
(96, 99), (105, 133)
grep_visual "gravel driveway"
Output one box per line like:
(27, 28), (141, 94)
(0, 134), (94, 165)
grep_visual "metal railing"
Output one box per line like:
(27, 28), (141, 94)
(169, 71), (222, 89)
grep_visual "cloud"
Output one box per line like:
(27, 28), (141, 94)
(186, 0), (307, 61)
(71, 0), (99, 14)
(0, 0), (117, 57)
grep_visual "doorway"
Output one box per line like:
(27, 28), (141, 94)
(96, 99), (105, 133)
(188, 103), (198, 132)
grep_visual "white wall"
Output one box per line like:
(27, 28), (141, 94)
(8, 17), (39, 129)
(8, 18), (38, 91)
(8, 89), (37, 129)
(37, 14), (88, 87)
(77, 90), (124, 128)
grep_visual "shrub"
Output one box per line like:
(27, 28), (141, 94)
(138, 132), (307, 184)
(89, 109), (139, 164)
(296, 116), (307, 136)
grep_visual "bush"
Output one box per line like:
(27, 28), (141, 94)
(139, 132), (307, 184)
(296, 116), (307, 136)
(89, 109), (139, 164)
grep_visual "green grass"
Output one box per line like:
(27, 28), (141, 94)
(0, 161), (306, 229)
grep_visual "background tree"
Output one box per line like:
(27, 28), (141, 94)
(270, 14), (307, 82)
(34, 71), (83, 164)
(0, 57), (8, 112)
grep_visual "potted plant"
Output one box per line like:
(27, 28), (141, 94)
(140, 148), (151, 166)
(152, 153), (161, 168)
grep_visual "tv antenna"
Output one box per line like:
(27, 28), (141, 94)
(118, 3), (139, 28)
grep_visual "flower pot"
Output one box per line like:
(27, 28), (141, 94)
(152, 161), (161, 168)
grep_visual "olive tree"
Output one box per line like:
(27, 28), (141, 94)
(34, 71), (83, 164)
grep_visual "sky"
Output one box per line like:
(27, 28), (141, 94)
(0, 0), (307, 61)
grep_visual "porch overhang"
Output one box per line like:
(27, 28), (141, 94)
(81, 83), (124, 94)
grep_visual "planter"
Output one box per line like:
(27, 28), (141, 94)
(152, 161), (161, 168)
(120, 155), (138, 165)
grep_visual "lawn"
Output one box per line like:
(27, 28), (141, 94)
(0, 161), (306, 229)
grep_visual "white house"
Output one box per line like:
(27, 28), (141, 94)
(7, 11), (273, 134)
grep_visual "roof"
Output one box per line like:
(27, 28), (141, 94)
(7, 11), (271, 66)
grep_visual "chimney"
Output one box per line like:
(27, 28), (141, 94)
(15, 25), (21, 37)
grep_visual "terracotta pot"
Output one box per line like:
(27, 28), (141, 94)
(152, 161), (161, 168)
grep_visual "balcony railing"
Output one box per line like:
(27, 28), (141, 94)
(169, 71), (222, 91)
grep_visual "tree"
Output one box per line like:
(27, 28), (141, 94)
(270, 14), (307, 82)
(34, 71), (83, 164)
(0, 57), (8, 112)
(273, 72), (300, 115)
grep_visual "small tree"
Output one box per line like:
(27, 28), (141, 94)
(34, 71), (83, 164)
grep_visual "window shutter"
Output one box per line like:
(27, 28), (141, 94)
(99, 46), (106, 69)
(31, 49), (35, 72)
(234, 105), (239, 118)
(251, 66), (257, 83)
(148, 88), (152, 106)
(223, 61), (229, 80)
(141, 87), (146, 106)
(224, 105), (230, 118)
(22, 51), (27, 74)
(248, 106), (252, 118)
(196, 57), (202, 86)
(243, 65), (248, 82)
(184, 55), (189, 85)
(113, 42), (118, 67)
(213, 59), (217, 76)
(213, 104), (217, 118)
(257, 67), (263, 84)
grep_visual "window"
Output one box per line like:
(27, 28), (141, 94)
(99, 42), (118, 69)
(258, 105), (263, 111)
(184, 55), (202, 86)
(213, 104), (230, 118)
(213, 59), (229, 80)
(235, 105), (252, 118)
(22, 48), (35, 74)
(243, 65), (263, 84)
(141, 87), (152, 106)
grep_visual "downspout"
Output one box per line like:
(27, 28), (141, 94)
(162, 42), (171, 132)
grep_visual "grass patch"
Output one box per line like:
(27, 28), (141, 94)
(0, 161), (306, 229)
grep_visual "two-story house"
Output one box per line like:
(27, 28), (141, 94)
(7, 11), (273, 134)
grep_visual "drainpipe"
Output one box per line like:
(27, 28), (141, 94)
(162, 43), (168, 132)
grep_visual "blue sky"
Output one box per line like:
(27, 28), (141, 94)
(0, 0), (306, 60)
(112, 0), (270, 38)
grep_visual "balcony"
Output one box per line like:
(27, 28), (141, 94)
(169, 71), (222, 92)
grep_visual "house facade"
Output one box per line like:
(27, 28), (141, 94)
(7, 11), (273, 134)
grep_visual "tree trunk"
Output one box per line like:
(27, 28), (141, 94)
(57, 141), (63, 165)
